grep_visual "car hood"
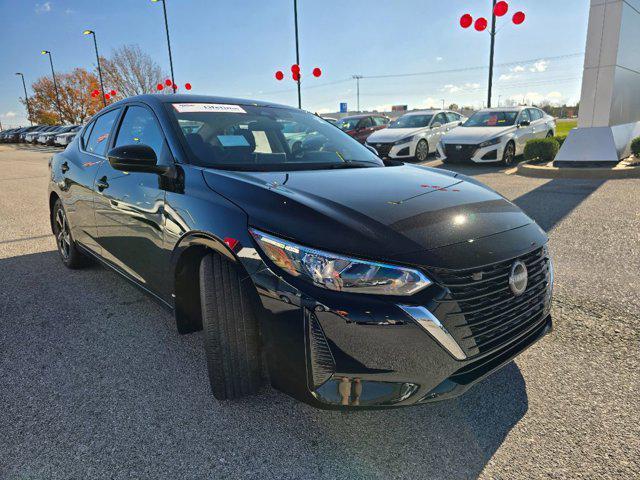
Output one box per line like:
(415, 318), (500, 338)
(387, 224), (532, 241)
(57, 132), (77, 138)
(202, 164), (533, 260)
(366, 128), (425, 143)
(443, 126), (515, 144)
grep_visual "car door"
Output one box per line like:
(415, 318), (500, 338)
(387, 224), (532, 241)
(64, 108), (122, 255)
(92, 103), (171, 298)
(514, 109), (534, 153)
(532, 109), (548, 139)
(355, 117), (374, 143)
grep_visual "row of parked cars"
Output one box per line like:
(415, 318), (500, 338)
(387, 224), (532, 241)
(332, 106), (556, 166)
(0, 124), (82, 147)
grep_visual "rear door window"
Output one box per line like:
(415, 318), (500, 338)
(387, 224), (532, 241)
(85, 109), (121, 157)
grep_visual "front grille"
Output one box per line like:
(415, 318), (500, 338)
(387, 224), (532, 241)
(444, 144), (478, 161)
(371, 142), (393, 157)
(432, 247), (550, 358)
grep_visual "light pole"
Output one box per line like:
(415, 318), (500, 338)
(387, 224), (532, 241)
(15, 73), (33, 125)
(151, 0), (176, 91)
(293, 0), (301, 108)
(352, 75), (363, 112)
(441, 99), (445, 110)
(41, 50), (63, 123)
(487, 0), (497, 108)
(498, 94), (502, 107)
(83, 30), (107, 107)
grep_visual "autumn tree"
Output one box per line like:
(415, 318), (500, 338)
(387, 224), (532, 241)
(101, 44), (167, 96)
(24, 68), (103, 125)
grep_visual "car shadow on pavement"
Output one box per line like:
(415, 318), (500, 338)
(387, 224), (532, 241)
(11, 144), (62, 154)
(0, 250), (528, 480)
(511, 178), (607, 232)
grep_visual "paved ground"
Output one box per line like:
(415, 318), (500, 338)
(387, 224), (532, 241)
(0, 145), (638, 480)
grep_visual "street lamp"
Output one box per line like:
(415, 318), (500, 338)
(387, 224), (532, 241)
(15, 73), (33, 126)
(151, 0), (176, 91)
(83, 30), (107, 107)
(41, 50), (63, 123)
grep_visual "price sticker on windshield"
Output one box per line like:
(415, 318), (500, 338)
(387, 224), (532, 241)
(172, 103), (247, 114)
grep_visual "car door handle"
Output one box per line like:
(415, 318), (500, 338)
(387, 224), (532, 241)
(96, 176), (109, 192)
(61, 162), (69, 173)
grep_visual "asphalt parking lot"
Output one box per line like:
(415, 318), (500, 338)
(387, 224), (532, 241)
(0, 144), (638, 480)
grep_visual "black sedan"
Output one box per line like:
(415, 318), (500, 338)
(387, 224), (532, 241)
(48, 94), (553, 409)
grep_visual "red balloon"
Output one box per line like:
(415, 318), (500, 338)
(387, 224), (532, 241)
(92, 89), (99, 95)
(105, 93), (111, 100)
(494, 1), (509, 17)
(110, 90), (117, 96)
(275, 70), (284, 81)
(165, 79), (172, 86)
(157, 83), (164, 91)
(185, 83), (192, 90)
(312, 67), (322, 77)
(291, 64), (300, 73)
(292, 71), (300, 81)
(172, 82), (178, 91)
(475, 17), (488, 31)
(513, 11), (526, 25)
(460, 13), (473, 29)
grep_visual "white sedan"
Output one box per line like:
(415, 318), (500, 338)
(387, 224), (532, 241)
(438, 107), (556, 166)
(366, 110), (466, 162)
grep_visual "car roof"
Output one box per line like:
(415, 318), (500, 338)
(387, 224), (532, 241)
(107, 94), (297, 111)
(400, 109), (450, 116)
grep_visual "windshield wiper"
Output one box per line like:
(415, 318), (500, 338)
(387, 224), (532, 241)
(325, 161), (376, 169)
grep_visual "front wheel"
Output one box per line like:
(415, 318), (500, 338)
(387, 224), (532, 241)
(199, 253), (263, 400)
(414, 139), (429, 162)
(52, 199), (88, 269)
(502, 141), (516, 166)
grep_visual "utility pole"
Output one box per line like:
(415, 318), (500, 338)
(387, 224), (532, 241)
(352, 75), (363, 112)
(293, 0), (301, 108)
(487, 0), (497, 108)
(441, 99), (445, 110)
(15, 73), (33, 125)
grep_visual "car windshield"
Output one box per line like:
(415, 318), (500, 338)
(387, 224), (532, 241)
(389, 115), (433, 129)
(336, 118), (361, 131)
(169, 103), (384, 171)
(464, 111), (518, 127)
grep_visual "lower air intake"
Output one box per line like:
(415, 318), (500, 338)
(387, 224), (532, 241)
(306, 311), (335, 388)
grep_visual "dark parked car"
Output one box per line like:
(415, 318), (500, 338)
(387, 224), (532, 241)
(48, 95), (553, 410)
(336, 114), (389, 143)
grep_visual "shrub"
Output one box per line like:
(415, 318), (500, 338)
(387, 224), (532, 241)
(631, 136), (640, 157)
(555, 135), (567, 148)
(524, 138), (560, 163)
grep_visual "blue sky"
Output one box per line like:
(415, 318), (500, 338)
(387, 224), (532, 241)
(0, 0), (589, 126)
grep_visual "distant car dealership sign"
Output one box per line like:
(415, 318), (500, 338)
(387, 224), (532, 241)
(392, 105), (408, 112)
(340, 102), (348, 113)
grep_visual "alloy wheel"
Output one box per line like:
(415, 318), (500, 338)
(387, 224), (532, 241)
(55, 207), (71, 260)
(415, 140), (429, 162)
(503, 143), (515, 165)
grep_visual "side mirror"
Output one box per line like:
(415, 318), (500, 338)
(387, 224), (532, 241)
(519, 120), (531, 127)
(458, 121), (463, 126)
(107, 144), (168, 174)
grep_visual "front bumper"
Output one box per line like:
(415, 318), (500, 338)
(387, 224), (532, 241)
(242, 223), (552, 410)
(366, 140), (416, 159)
(438, 142), (505, 163)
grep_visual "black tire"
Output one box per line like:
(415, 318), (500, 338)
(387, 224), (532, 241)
(199, 253), (262, 400)
(502, 141), (516, 166)
(52, 199), (88, 269)
(414, 139), (429, 162)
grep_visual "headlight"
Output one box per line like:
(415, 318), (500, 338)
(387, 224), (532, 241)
(250, 229), (431, 296)
(479, 136), (503, 148)
(394, 135), (415, 146)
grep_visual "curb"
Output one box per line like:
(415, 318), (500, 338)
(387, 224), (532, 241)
(516, 160), (640, 179)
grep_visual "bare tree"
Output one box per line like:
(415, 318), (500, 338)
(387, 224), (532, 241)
(101, 45), (167, 97)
